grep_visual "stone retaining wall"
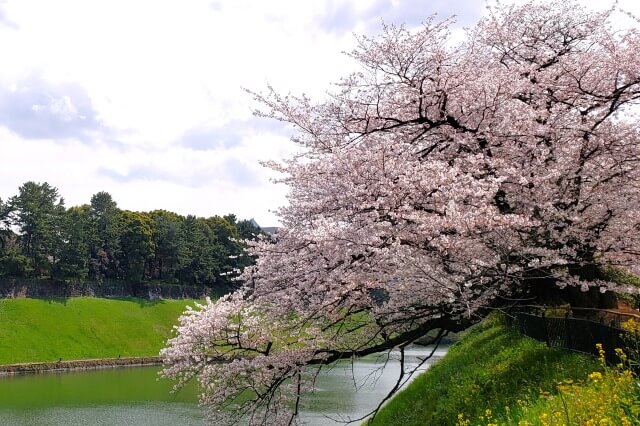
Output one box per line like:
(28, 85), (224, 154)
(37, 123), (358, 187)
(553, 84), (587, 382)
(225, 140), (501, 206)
(0, 278), (210, 299)
(0, 356), (162, 375)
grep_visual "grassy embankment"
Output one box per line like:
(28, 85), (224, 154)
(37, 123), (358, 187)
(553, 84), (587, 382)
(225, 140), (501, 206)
(370, 315), (640, 425)
(0, 297), (196, 364)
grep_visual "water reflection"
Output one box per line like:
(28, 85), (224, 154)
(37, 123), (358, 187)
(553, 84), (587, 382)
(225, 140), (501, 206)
(299, 346), (448, 425)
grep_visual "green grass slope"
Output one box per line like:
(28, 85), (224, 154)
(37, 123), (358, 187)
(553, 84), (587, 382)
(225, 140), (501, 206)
(0, 297), (196, 364)
(369, 316), (601, 426)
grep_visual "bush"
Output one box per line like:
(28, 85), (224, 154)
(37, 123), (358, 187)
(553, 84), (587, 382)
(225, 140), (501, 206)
(0, 250), (33, 277)
(461, 344), (640, 426)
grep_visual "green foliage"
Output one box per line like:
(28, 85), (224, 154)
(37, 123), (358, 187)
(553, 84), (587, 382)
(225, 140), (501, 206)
(54, 206), (91, 279)
(0, 197), (12, 251)
(621, 319), (640, 372)
(176, 216), (222, 286)
(206, 215), (245, 287)
(88, 191), (122, 280)
(9, 182), (65, 276)
(118, 210), (155, 282)
(369, 317), (600, 426)
(602, 266), (640, 309)
(148, 210), (183, 281)
(464, 345), (640, 426)
(0, 297), (197, 364)
(0, 248), (32, 277)
(602, 266), (640, 288)
(237, 218), (264, 241)
(0, 182), (263, 295)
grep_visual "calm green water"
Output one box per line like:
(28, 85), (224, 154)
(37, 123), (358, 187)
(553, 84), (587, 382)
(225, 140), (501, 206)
(0, 346), (446, 425)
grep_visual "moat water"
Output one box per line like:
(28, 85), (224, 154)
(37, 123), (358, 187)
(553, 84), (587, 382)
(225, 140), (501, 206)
(0, 345), (447, 425)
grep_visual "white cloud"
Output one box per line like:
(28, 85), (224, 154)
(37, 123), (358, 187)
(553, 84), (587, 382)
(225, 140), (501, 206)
(0, 0), (636, 226)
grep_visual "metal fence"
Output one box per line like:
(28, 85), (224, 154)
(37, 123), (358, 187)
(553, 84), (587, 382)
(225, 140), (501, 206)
(507, 306), (639, 367)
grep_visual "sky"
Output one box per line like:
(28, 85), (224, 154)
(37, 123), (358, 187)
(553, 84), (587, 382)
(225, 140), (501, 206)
(0, 0), (638, 226)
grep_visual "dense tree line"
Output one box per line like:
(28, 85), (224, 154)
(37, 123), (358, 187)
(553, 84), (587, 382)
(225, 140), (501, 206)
(0, 182), (264, 292)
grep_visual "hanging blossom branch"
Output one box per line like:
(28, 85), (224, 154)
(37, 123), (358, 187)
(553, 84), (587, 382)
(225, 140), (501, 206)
(162, 1), (640, 424)
(335, 329), (449, 425)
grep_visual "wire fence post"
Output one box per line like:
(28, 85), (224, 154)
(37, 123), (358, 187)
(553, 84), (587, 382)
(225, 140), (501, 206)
(540, 309), (550, 347)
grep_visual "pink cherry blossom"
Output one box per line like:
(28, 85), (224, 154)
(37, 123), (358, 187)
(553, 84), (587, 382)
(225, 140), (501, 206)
(162, 2), (640, 423)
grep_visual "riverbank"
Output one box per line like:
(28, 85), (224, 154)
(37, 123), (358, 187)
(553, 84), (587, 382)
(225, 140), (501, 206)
(0, 297), (196, 365)
(369, 316), (613, 425)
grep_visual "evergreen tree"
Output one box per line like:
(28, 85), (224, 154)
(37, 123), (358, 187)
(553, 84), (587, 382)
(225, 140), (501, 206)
(9, 182), (65, 277)
(88, 192), (121, 280)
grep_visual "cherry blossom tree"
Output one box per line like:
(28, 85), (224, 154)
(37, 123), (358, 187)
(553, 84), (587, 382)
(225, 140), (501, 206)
(162, 1), (640, 424)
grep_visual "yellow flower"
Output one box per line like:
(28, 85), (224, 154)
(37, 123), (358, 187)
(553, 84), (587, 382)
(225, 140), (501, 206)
(595, 343), (607, 365)
(614, 348), (628, 364)
(455, 412), (470, 426)
(622, 319), (639, 333)
(589, 371), (603, 382)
